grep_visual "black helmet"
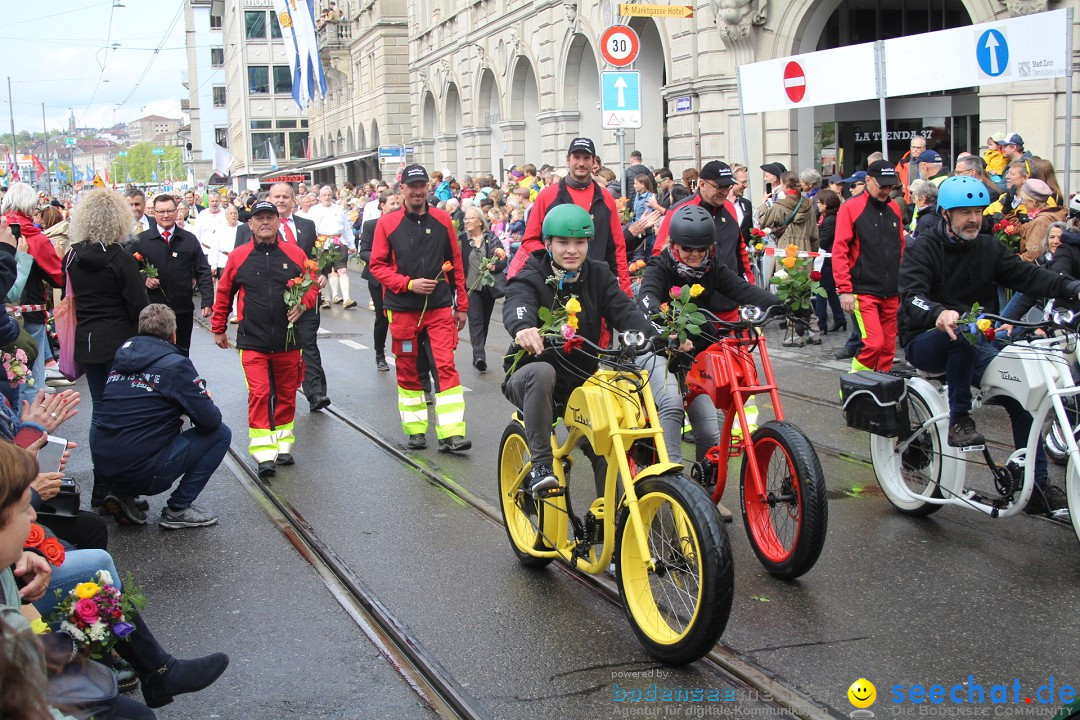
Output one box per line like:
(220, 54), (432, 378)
(667, 204), (716, 249)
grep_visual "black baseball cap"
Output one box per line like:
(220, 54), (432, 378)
(250, 200), (278, 216)
(567, 137), (597, 156)
(760, 162), (787, 177)
(827, 173), (844, 185)
(401, 164), (430, 184)
(866, 160), (900, 185)
(699, 160), (735, 186)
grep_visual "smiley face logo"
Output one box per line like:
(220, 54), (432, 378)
(848, 678), (876, 708)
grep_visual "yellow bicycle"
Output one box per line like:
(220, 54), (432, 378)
(497, 332), (734, 665)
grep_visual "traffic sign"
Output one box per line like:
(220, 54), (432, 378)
(152, 147), (165, 155)
(600, 25), (639, 68)
(378, 146), (415, 160)
(619, 4), (693, 18)
(118, 151), (128, 157)
(783, 61), (807, 103)
(64, 138), (76, 147)
(976, 28), (1008, 77)
(601, 71), (641, 129)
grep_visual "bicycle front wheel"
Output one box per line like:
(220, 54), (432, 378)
(740, 421), (828, 579)
(497, 421), (554, 569)
(1065, 455), (1080, 545)
(616, 473), (733, 665)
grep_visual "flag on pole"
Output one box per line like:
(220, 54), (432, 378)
(7, 154), (20, 182)
(73, 166), (83, 182)
(85, 164), (93, 180)
(151, 170), (158, 182)
(31, 154), (46, 177)
(212, 143), (236, 179)
(268, 141), (279, 171)
(273, 0), (326, 110)
(56, 169), (67, 184)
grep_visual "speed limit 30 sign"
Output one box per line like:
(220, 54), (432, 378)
(600, 25), (640, 67)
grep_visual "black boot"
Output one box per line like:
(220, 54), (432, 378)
(114, 611), (229, 709)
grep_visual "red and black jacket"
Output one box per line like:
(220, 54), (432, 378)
(211, 239), (317, 352)
(507, 179), (631, 293)
(832, 193), (905, 298)
(651, 193), (753, 313)
(131, 225), (214, 313)
(368, 205), (468, 314)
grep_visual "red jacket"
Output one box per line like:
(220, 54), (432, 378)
(5, 211), (63, 325)
(506, 179), (631, 294)
(832, 193), (905, 298)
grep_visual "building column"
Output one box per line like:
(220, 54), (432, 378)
(496, 121), (525, 168)
(435, 133), (458, 173)
(459, 126), (492, 178)
(535, 110), (580, 164)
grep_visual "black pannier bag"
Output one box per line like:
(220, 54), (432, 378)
(840, 371), (910, 438)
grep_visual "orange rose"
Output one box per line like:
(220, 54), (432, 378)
(25, 523), (45, 548)
(1005, 225), (1017, 235)
(304, 259), (318, 271)
(40, 537), (65, 567)
(785, 244), (799, 257)
(782, 256), (797, 269)
(441, 261), (453, 273)
(133, 252), (144, 262)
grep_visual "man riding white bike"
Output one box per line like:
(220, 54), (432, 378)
(898, 175), (1080, 515)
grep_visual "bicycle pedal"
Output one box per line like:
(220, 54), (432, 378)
(533, 485), (565, 499)
(956, 444), (986, 453)
(716, 502), (734, 523)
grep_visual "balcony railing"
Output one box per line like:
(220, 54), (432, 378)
(317, 21), (351, 51)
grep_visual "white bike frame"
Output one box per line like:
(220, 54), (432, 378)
(893, 333), (1080, 517)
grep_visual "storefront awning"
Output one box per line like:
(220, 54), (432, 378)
(295, 150), (375, 172)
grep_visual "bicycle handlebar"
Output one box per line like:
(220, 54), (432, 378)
(982, 309), (1078, 330)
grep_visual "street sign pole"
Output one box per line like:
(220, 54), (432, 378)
(876, 41), (889, 161)
(1064, 6), (1074, 201)
(616, 128), (627, 200)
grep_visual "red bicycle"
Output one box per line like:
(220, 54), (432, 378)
(684, 306), (828, 579)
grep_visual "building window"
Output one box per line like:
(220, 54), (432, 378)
(212, 86), (226, 107)
(214, 128), (228, 148)
(300, 119), (308, 128)
(252, 132), (286, 161)
(210, 12), (222, 29)
(247, 66), (269, 94)
(276, 119), (297, 129)
(244, 11), (267, 39)
(210, 48), (224, 67)
(270, 15), (282, 39)
(273, 66), (292, 94)
(289, 132), (309, 160)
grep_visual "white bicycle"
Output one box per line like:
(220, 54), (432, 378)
(849, 311), (1079, 543)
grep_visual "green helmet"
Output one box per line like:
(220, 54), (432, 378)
(542, 204), (594, 240)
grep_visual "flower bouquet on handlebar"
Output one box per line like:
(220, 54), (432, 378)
(770, 245), (826, 346)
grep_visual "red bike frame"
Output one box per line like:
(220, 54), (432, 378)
(684, 330), (785, 504)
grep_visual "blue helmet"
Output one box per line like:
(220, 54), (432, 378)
(937, 176), (990, 211)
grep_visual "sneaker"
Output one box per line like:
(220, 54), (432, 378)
(834, 347), (857, 360)
(333, 296), (343, 305)
(406, 434), (427, 449)
(437, 435), (472, 453)
(102, 493), (148, 526)
(368, 300), (375, 311)
(257, 461), (276, 478)
(321, 299), (331, 309)
(947, 415), (985, 447)
(375, 353), (390, 372)
(47, 375), (75, 387)
(1024, 484), (1067, 516)
(343, 299), (357, 309)
(133, 495), (150, 511)
(474, 359), (487, 373)
(276, 453), (294, 466)
(159, 504), (218, 530)
(228, 314), (238, 324)
(522, 464), (559, 497)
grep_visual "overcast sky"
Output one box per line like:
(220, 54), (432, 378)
(2, 0), (188, 135)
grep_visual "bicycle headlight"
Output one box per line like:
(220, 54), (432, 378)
(740, 306), (764, 323)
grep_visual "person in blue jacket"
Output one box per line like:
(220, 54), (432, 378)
(92, 304), (231, 529)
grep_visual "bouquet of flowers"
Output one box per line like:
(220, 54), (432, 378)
(615, 196), (634, 225)
(3, 348), (32, 386)
(25, 522), (65, 566)
(770, 245), (825, 312)
(505, 293), (583, 375)
(313, 234), (346, 272)
(954, 303), (997, 343)
(132, 252), (159, 280)
(651, 283), (707, 345)
(468, 248), (506, 293)
(991, 220), (1021, 253)
(48, 570), (145, 659)
(418, 261), (454, 325)
(283, 259), (320, 347)
(628, 258), (648, 279)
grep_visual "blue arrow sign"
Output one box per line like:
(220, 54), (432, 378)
(602, 71), (640, 113)
(976, 28), (1008, 77)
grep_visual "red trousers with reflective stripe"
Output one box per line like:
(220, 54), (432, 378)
(389, 307), (461, 392)
(240, 349), (304, 430)
(853, 294), (898, 372)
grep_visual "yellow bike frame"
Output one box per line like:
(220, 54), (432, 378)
(511, 368), (683, 574)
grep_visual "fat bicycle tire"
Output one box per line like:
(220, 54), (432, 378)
(615, 473), (733, 665)
(1064, 456), (1080, 545)
(497, 421), (555, 569)
(739, 420), (828, 580)
(870, 388), (945, 516)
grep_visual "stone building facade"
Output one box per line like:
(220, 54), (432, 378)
(307, 0), (1078, 193)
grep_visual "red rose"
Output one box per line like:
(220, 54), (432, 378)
(74, 598), (100, 624)
(25, 523), (45, 548)
(983, 327), (996, 341)
(810, 271), (822, 281)
(40, 537), (65, 566)
(562, 336), (585, 354)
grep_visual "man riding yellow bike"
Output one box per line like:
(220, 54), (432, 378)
(502, 205), (656, 496)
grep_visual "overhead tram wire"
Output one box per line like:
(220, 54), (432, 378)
(115, 0), (185, 109)
(77, 0), (118, 127)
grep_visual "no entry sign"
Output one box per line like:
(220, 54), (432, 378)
(783, 62), (806, 103)
(600, 25), (640, 67)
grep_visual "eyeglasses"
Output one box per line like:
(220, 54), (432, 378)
(155, 209), (176, 215)
(676, 246), (709, 255)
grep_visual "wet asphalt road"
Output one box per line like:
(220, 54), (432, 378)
(64, 268), (1079, 719)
